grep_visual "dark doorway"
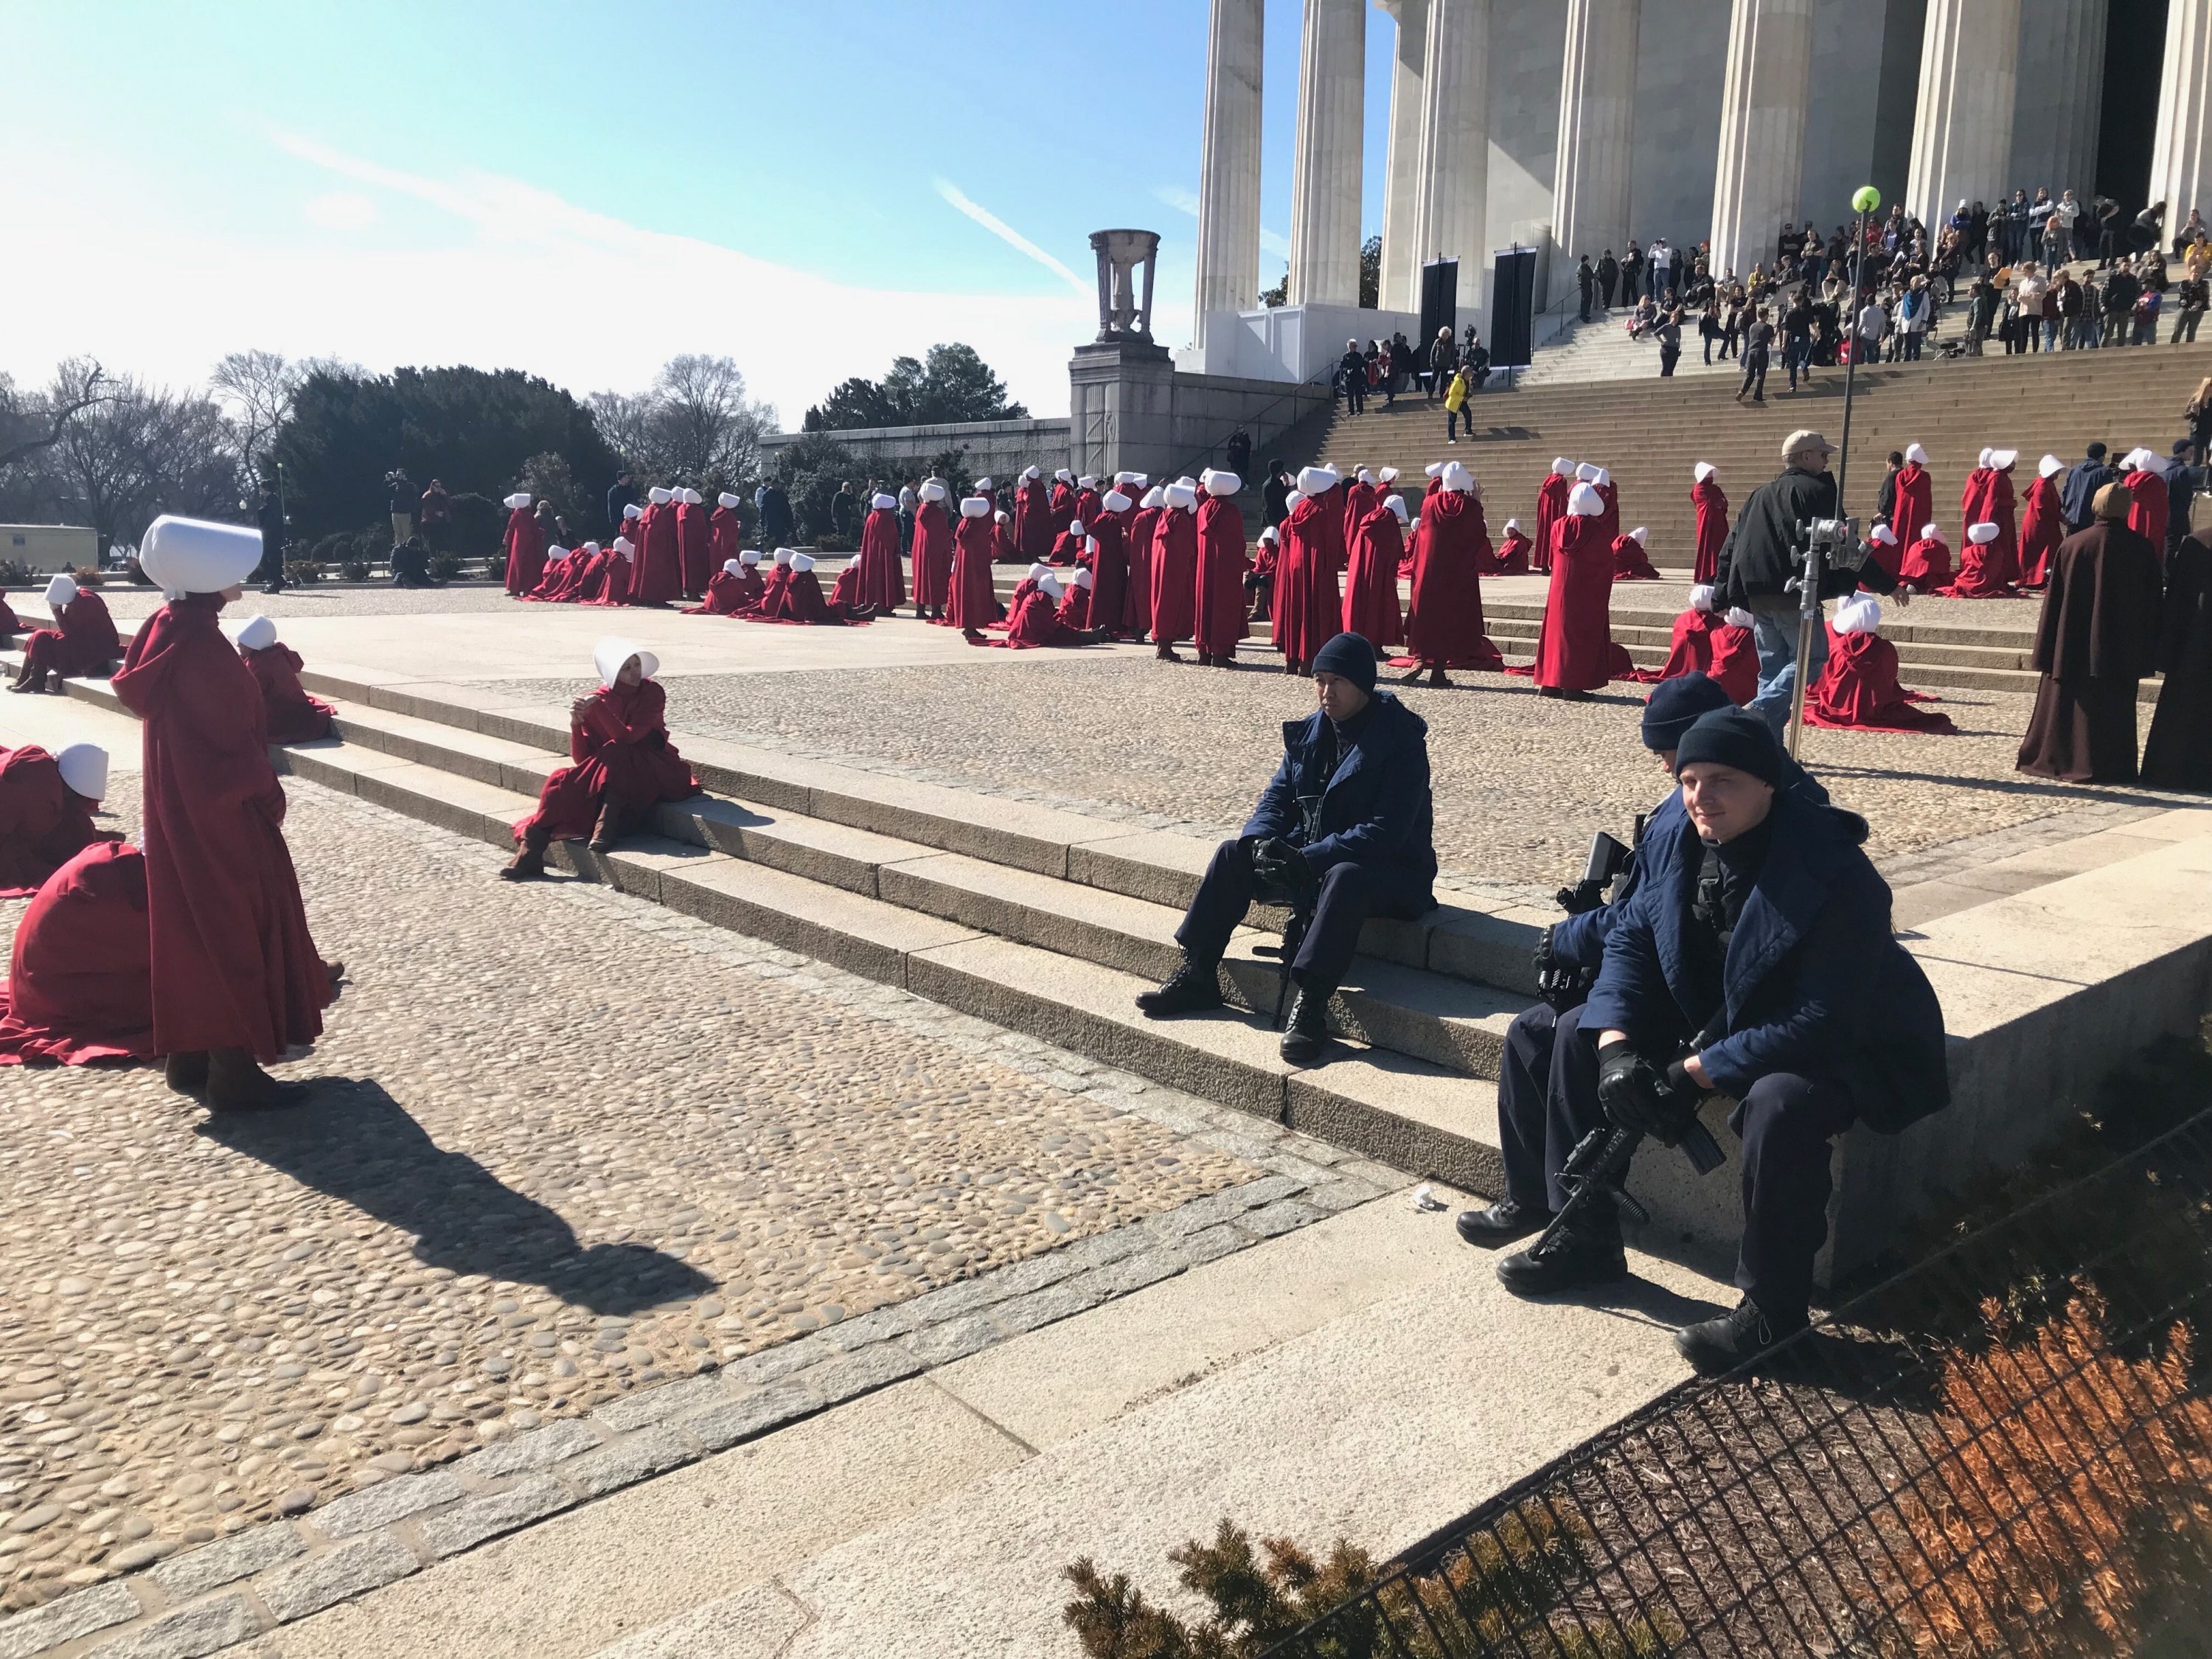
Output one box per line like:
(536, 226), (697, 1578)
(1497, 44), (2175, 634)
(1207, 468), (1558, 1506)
(2097, 0), (2168, 220)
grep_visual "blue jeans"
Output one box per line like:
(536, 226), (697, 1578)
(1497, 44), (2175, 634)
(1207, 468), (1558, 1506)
(1784, 335), (1812, 387)
(1747, 594), (1825, 739)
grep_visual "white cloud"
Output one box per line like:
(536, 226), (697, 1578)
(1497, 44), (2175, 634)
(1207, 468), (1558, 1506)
(303, 191), (378, 231)
(931, 179), (1091, 296)
(1151, 181), (1290, 256)
(1, 136), (1091, 422)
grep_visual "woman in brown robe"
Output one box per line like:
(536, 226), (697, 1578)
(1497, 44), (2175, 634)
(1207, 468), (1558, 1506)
(2016, 485), (2165, 783)
(2142, 512), (2212, 789)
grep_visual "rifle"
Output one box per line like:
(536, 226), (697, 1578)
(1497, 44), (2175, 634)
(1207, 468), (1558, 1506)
(1251, 793), (1326, 1029)
(1538, 819), (1642, 1013)
(1531, 1011), (1729, 1257)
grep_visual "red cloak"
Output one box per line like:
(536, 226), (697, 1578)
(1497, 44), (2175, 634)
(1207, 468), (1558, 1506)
(243, 644), (335, 744)
(1492, 529), (1534, 577)
(0, 841), (153, 1066)
(514, 678), (699, 844)
(1611, 534), (1663, 580)
(502, 507), (547, 597)
(1074, 487), (1103, 529)
(1149, 508), (1200, 645)
(1899, 534), (1952, 593)
(2126, 469), (2169, 558)
(1342, 480), (1379, 546)
(0, 745), (112, 897)
(110, 594), (333, 1063)
(853, 507), (908, 611)
(524, 549), (578, 602)
(594, 549), (635, 608)
(1866, 532), (1905, 580)
(636, 502), (682, 605)
(1048, 529), (1085, 566)
(1533, 473), (1573, 574)
(1659, 608), (1722, 679)
(911, 500), (953, 609)
(1534, 515), (1616, 691)
(1691, 477), (1730, 585)
(692, 567), (764, 616)
(1342, 507), (1405, 650)
(1193, 495), (1250, 657)
(709, 504), (743, 571)
(1707, 622), (1759, 703)
(1944, 523), (2020, 598)
(1056, 580), (1093, 630)
(1806, 627), (1957, 732)
(781, 568), (852, 625)
(1124, 507), (1160, 636)
(2018, 474), (2065, 588)
(1960, 467), (1994, 540)
(1049, 481), (1077, 537)
(21, 590), (121, 681)
(945, 515), (1002, 632)
(1595, 481), (1621, 548)
(1273, 494), (1343, 672)
(675, 500), (712, 597)
(1088, 512), (1129, 636)
(1892, 462), (1932, 548)
(988, 586), (1083, 648)
(571, 548), (614, 604)
(1015, 480), (1054, 558)
(748, 563), (795, 619)
(1405, 490), (1502, 669)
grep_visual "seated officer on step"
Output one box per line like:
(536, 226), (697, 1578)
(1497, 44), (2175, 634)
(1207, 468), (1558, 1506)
(1493, 706), (1948, 1375)
(1136, 632), (1436, 1066)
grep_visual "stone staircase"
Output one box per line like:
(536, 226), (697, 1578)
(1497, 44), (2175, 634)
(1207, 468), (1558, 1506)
(1517, 308), (1738, 387)
(1318, 338), (2212, 573)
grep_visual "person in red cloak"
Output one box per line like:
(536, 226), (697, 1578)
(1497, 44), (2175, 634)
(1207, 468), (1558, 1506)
(1124, 485), (1163, 641)
(1193, 470), (1250, 667)
(710, 490), (745, 574)
(1343, 493), (1407, 651)
(1149, 482), (1202, 661)
(1533, 458), (1575, 575)
(1492, 517), (1534, 576)
(946, 497), (1003, 641)
(749, 548), (797, 620)
(1892, 442), (1933, 544)
(1057, 563), (1095, 629)
(1575, 462), (1620, 545)
(1074, 474), (1103, 528)
(1942, 521), (2017, 597)
(852, 491), (908, 613)
(1705, 605), (1761, 704)
(1048, 519), (1087, 566)
(522, 543), (577, 602)
(1087, 487), (1132, 636)
(2018, 453), (2067, 590)
(1658, 584), (1726, 679)
(1864, 521), (1903, 580)
(1015, 467), (1054, 559)
(672, 488), (712, 599)
(1983, 449), (2022, 582)
(501, 492), (546, 597)
(1401, 462), (1503, 686)
(1048, 469), (1078, 537)
(0, 840), (153, 1068)
(1342, 467), (1380, 546)
(633, 487), (683, 605)
(692, 551), (765, 616)
(1898, 523), (1952, 593)
(1612, 524), (1663, 580)
(909, 479), (954, 619)
(1691, 462), (1729, 585)
(1959, 448), (1995, 545)
(1245, 524), (1279, 622)
(233, 616), (335, 743)
(0, 742), (114, 897)
(780, 552), (856, 625)
(981, 571), (1110, 649)
(2119, 446), (2170, 558)
(994, 562), (1050, 628)
(1534, 481), (1615, 699)
(504, 639), (700, 879)
(605, 540), (644, 608)
(111, 515), (337, 1110)
(1806, 592), (1958, 733)
(12, 574), (121, 694)
(570, 540), (615, 605)
(1273, 469), (1344, 676)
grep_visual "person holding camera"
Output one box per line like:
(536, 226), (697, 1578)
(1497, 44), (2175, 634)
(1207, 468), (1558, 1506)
(1495, 706), (1949, 1373)
(1135, 633), (1434, 1067)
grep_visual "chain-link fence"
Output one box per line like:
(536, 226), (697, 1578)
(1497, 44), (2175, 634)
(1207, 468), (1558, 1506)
(1263, 1110), (2212, 1659)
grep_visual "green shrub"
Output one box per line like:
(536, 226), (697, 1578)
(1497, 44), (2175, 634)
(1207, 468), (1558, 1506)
(427, 552), (465, 581)
(339, 558), (373, 582)
(445, 493), (503, 557)
(284, 559), (325, 584)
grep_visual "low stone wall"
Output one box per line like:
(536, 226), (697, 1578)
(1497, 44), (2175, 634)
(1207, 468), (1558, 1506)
(759, 417), (1071, 483)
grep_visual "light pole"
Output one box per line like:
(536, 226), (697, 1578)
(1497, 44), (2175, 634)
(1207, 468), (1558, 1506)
(1787, 184), (1879, 761)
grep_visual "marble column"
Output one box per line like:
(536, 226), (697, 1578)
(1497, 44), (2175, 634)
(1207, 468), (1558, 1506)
(1377, 0), (1430, 315)
(1411, 0), (1490, 317)
(1192, 0), (1264, 352)
(1708, 0), (1814, 282)
(1905, 0), (2022, 228)
(2151, 0), (2212, 229)
(2009, 0), (2104, 201)
(1548, 0), (1640, 307)
(1287, 0), (1366, 307)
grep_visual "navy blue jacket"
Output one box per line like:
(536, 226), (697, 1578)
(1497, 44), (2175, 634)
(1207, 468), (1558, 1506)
(1243, 692), (1436, 890)
(1582, 790), (1947, 1133)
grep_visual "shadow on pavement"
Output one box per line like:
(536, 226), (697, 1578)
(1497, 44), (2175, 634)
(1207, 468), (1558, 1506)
(195, 1077), (715, 1315)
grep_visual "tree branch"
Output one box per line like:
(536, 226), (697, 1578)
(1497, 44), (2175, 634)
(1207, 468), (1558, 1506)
(0, 366), (110, 471)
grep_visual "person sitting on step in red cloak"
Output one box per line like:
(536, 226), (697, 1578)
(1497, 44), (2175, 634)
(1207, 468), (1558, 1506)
(748, 546), (796, 619)
(1057, 563), (1096, 629)
(984, 570), (1111, 650)
(0, 840), (154, 1068)
(1806, 591), (1958, 733)
(1194, 469), (1249, 667)
(111, 516), (338, 1111)
(233, 615), (334, 743)
(0, 742), (116, 897)
(827, 553), (880, 621)
(1245, 524), (1279, 624)
(1612, 524), (1663, 581)
(1941, 521), (2014, 597)
(504, 639), (701, 880)
(1658, 585), (1726, 681)
(778, 552), (851, 624)
(1492, 517), (1534, 577)
(12, 574), (120, 695)
(1897, 523), (1952, 594)
(693, 552), (765, 616)
(1401, 462), (1503, 686)
(1048, 518), (1087, 566)
(945, 495), (1003, 641)
(1863, 521), (1902, 581)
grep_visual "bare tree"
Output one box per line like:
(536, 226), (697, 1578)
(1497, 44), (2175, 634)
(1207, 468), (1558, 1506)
(209, 349), (305, 475)
(588, 389), (661, 475)
(41, 368), (243, 553)
(0, 360), (110, 472)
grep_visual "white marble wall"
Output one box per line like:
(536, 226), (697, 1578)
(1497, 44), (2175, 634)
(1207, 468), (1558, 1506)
(2010, 0), (2107, 198)
(1630, 0), (1733, 248)
(1799, 0), (1894, 232)
(1486, 0), (1567, 286)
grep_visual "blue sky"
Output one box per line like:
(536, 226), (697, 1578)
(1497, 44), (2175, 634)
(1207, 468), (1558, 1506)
(0, 1), (1400, 422)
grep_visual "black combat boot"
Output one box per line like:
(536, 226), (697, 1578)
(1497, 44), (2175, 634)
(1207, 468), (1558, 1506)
(205, 1048), (310, 1113)
(1455, 1198), (1545, 1245)
(164, 1051), (210, 1095)
(1673, 1295), (1809, 1377)
(1135, 955), (1223, 1017)
(1495, 1194), (1626, 1296)
(500, 823), (554, 881)
(1279, 984), (1333, 1065)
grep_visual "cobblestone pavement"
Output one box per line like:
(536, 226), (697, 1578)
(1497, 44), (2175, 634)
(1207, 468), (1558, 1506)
(0, 776), (1259, 1613)
(480, 656), (2127, 891)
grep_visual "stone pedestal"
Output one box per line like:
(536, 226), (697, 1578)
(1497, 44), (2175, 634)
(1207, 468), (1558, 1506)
(1377, 0), (1430, 316)
(1548, 0), (1641, 307)
(1708, 0), (1815, 282)
(1411, 0), (1492, 321)
(2152, 0), (2212, 236)
(1905, 0), (2021, 227)
(1068, 342), (1178, 488)
(2010, 0), (2104, 204)
(1287, 0), (1366, 306)
(1192, 0), (1265, 354)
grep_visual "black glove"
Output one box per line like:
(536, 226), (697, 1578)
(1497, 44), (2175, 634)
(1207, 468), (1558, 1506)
(1531, 924), (1558, 981)
(1596, 1041), (1670, 1136)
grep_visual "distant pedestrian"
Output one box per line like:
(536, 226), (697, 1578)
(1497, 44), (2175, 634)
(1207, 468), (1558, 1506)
(1339, 339), (1366, 414)
(1576, 254), (1596, 322)
(1225, 425), (1253, 479)
(1427, 328), (1456, 399)
(386, 467), (417, 545)
(1735, 307), (1775, 403)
